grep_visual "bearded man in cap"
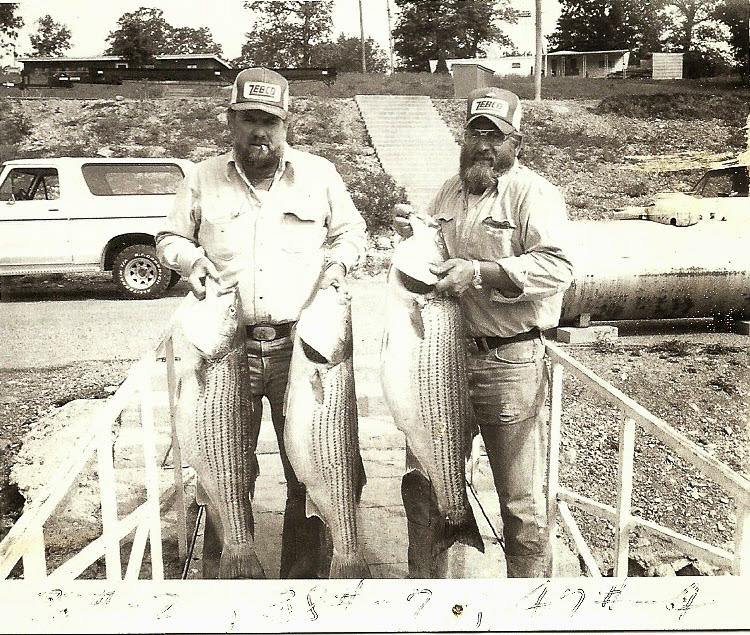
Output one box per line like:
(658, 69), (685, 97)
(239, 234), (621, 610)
(394, 87), (574, 578)
(157, 68), (366, 579)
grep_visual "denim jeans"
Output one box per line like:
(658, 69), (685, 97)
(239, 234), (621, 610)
(202, 334), (333, 579)
(401, 334), (549, 578)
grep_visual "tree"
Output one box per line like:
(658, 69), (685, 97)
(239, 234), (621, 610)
(30, 15), (72, 57)
(311, 34), (389, 73)
(392, 0), (516, 73)
(105, 7), (223, 64)
(237, 0), (334, 68)
(712, 0), (749, 79)
(0, 3), (24, 57)
(166, 27), (223, 56)
(105, 7), (170, 65)
(548, 0), (643, 51)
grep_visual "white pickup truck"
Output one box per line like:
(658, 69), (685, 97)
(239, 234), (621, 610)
(0, 157), (194, 299)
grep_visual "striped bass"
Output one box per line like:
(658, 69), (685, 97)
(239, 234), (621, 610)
(283, 286), (370, 579)
(381, 213), (484, 554)
(176, 279), (264, 579)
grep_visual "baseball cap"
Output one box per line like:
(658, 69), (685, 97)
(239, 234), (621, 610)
(466, 87), (521, 134)
(229, 67), (289, 120)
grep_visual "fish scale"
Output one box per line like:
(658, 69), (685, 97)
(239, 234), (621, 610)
(284, 287), (370, 578)
(381, 212), (484, 554)
(176, 284), (264, 579)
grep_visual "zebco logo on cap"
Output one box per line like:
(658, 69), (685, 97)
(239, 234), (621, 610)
(471, 98), (510, 119)
(242, 81), (281, 102)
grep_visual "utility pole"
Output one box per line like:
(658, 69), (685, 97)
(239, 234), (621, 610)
(359, 0), (367, 73)
(534, 0), (543, 101)
(386, 0), (395, 73)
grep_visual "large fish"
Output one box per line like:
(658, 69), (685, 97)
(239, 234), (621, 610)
(283, 286), (370, 579)
(176, 278), (264, 579)
(380, 212), (484, 554)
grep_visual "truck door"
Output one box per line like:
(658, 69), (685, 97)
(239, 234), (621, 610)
(0, 166), (71, 267)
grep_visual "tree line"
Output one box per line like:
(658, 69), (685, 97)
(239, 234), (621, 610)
(1, 1), (748, 80)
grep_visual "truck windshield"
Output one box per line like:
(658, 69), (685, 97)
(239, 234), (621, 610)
(81, 163), (184, 196)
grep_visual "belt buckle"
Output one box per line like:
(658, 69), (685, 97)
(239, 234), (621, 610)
(251, 325), (276, 341)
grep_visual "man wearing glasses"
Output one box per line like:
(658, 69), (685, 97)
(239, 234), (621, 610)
(394, 87), (574, 578)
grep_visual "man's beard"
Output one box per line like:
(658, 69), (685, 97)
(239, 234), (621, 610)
(459, 145), (514, 195)
(236, 143), (282, 176)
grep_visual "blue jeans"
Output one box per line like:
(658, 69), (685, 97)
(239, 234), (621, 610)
(401, 335), (549, 578)
(203, 334), (332, 579)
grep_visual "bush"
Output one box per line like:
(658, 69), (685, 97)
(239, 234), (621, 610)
(0, 106), (30, 145)
(345, 170), (408, 233)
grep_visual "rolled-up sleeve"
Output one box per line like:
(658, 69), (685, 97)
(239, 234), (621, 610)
(323, 162), (367, 273)
(156, 172), (206, 277)
(493, 179), (574, 303)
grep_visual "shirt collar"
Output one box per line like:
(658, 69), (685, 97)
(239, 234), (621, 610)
(224, 143), (297, 183)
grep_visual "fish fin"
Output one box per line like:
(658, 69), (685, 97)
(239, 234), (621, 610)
(328, 551), (371, 579)
(311, 369), (325, 405)
(218, 542), (266, 579)
(305, 493), (323, 520)
(438, 509), (485, 554)
(354, 452), (367, 504)
(409, 300), (425, 339)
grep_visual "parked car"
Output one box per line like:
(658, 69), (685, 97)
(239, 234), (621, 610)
(0, 157), (194, 299)
(614, 159), (749, 226)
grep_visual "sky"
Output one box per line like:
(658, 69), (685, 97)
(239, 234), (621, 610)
(3, 0), (562, 64)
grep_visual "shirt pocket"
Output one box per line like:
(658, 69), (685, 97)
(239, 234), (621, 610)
(478, 214), (516, 260)
(280, 208), (324, 254)
(200, 211), (248, 261)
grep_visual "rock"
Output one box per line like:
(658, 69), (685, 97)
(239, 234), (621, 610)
(374, 236), (392, 250)
(649, 563), (677, 577)
(96, 146), (114, 157)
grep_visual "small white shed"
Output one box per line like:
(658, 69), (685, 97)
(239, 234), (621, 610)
(651, 53), (684, 79)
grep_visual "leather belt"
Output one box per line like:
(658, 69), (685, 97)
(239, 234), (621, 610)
(245, 322), (295, 341)
(473, 328), (540, 352)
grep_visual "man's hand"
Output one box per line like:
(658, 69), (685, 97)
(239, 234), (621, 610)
(431, 258), (474, 297)
(393, 203), (415, 239)
(188, 256), (219, 300)
(319, 262), (349, 298)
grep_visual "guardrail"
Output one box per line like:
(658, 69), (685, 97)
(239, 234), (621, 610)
(545, 341), (750, 577)
(0, 296), (194, 580)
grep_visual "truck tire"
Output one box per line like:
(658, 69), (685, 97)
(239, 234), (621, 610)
(112, 244), (170, 299)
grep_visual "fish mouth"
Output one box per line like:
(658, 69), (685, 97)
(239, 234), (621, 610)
(301, 340), (330, 364)
(397, 269), (436, 295)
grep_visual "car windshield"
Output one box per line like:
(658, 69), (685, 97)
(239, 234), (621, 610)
(692, 166), (749, 198)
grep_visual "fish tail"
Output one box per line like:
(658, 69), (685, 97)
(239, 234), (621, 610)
(328, 550), (371, 579)
(218, 543), (266, 579)
(439, 510), (485, 554)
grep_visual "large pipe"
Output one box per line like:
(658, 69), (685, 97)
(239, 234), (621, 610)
(560, 219), (750, 323)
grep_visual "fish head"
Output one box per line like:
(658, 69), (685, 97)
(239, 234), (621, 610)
(391, 212), (448, 294)
(296, 286), (353, 365)
(180, 278), (242, 358)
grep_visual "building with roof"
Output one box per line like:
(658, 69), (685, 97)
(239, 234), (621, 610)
(16, 54), (235, 87)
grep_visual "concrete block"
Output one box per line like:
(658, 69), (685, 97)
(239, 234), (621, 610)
(735, 320), (750, 336)
(555, 325), (618, 344)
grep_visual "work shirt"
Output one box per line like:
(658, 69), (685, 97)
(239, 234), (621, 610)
(429, 161), (574, 337)
(156, 145), (366, 323)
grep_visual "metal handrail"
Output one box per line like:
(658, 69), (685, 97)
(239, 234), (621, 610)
(545, 341), (750, 577)
(0, 294), (195, 580)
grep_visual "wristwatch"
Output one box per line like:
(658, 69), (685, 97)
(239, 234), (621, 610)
(471, 260), (483, 289)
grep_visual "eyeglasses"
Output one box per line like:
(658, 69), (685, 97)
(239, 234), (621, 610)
(463, 128), (511, 144)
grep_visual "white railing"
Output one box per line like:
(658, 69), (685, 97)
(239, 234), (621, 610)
(545, 341), (750, 577)
(0, 296), (194, 580)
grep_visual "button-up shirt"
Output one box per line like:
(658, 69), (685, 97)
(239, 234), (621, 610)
(429, 161), (574, 337)
(156, 145), (367, 323)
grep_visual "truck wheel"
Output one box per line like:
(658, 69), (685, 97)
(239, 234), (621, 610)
(112, 244), (170, 299)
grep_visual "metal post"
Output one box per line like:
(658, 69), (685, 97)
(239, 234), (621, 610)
(165, 337), (187, 561)
(545, 361), (563, 576)
(386, 0), (395, 73)
(534, 0), (543, 101)
(359, 0), (367, 73)
(614, 415), (636, 576)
